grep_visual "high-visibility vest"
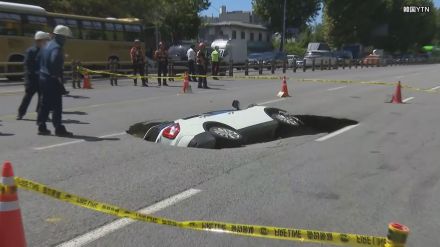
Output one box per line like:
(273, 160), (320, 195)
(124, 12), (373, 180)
(211, 50), (219, 62)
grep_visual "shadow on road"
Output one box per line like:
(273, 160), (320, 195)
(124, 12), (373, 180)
(64, 94), (90, 99)
(61, 134), (120, 142)
(63, 111), (88, 115)
(0, 133), (14, 136)
(62, 119), (90, 125)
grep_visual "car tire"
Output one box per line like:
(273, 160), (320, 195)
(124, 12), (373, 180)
(270, 111), (304, 127)
(207, 124), (243, 148)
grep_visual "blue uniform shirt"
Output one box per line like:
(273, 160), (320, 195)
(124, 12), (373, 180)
(39, 39), (64, 80)
(24, 45), (41, 84)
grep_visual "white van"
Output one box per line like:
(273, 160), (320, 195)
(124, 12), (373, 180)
(211, 39), (248, 65)
(304, 50), (337, 67)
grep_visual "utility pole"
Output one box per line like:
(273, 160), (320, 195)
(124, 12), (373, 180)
(281, 0), (287, 52)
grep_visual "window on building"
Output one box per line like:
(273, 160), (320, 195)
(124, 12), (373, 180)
(258, 32), (262, 41)
(241, 31), (245, 39)
(0, 12), (22, 36)
(250, 32), (254, 41)
(232, 30), (236, 39)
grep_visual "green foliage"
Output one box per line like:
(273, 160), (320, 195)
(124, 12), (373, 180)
(252, 0), (322, 32)
(9, 0), (210, 41)
(323, 0), (436, 52)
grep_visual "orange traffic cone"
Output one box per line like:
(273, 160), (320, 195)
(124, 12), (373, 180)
(0, 161), (26, 247)
(391, 81), (402, 104)
(82, 71), (93, 89)
(277, 76), (290, 97)
(182, 72), (192, 94)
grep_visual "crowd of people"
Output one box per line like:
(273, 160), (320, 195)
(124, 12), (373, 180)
(16, 31), (223, 136)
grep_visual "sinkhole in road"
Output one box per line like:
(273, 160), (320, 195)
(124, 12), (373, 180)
(126, 115), (358, 149)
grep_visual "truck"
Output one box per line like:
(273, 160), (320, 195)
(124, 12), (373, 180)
(211, 39), (248, 65)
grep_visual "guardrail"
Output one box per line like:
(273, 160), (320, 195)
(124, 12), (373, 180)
(2, 57), (440, 82)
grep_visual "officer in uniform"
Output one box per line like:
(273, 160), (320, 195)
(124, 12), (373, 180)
(196, 42), (209, 89)
(37, 25), (73, 136)
(71, 59), (81, 89)
(154, 42), (168, 86)
(130, 39), (147, 86)
(211, 46), (220, 80)
(108, 56), (119, 86)
(186, 44), (196, 81)
(17, 31), (50, 120)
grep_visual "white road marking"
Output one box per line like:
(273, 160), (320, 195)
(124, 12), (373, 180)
(395, 75), (405, 79)
(56, 188), (201, 247)
(327, 86), (347, 91)
(33, 132), (126, 150)
(402, 97), (414, 103)
(257, 98), (286, 105)
(315, 124), (359, 142)
(428, 86), (440, 91)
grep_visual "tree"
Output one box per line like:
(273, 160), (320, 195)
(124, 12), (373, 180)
(9, 0), (210, 41)
(252, 0), (322, 32)
(323, 0), (436, 52)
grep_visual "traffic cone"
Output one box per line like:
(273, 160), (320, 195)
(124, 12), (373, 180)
(182, 72), (192, 94)
(277, 76), (290, 97)
(82, 71), (93, 89)
(0, 161), (26, 247)
(391, 81), (402, 104)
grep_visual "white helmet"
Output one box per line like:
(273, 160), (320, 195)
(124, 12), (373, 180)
(53, 25), (72, 37)
(34, 31), (50, 40)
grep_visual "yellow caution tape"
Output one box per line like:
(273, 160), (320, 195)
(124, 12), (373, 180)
(8, 176), (387, 246)
(80, 66), (438, 94)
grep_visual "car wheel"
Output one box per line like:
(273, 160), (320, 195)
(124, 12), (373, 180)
(271, 112), (303, 127)
(207, 124), (243, 148)
(209, 126), (241, 140)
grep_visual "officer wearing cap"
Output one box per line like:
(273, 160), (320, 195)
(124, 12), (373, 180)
(17, 31), (50, 120)
(37, 25), (73, 136)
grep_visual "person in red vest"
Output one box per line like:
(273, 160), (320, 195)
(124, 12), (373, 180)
(130, 39), (147, 87)
(154, 42), (169, 86)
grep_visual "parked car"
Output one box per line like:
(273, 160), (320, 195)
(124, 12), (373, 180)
(287, 54), (301, 66)
(248, 53), (263, 69)
(304, 50), (337, 67)
(334, 50), (353, 64)
(168, 44), (191, 62)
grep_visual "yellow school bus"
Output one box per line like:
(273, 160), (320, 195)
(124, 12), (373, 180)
(0, 1), (145, 80)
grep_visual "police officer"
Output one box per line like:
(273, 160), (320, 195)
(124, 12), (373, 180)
(37, 25), (73, 136)
(187, 44), (196, 81)
(211, 46), (220, 80)
(154, 42), (168, 86)
(17, 31), (50, 120)
(71, 59), (81, 89)
(130, 39), (147, 86)
(196, 42), (209, 89)
(108, 56), (119, 86)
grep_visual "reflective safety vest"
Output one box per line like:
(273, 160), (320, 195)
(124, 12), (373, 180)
(211, 50), (219, 62)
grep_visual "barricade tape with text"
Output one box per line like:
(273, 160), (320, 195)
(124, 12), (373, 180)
(79, 66), (438, 94)
(0, 177), (393, 247)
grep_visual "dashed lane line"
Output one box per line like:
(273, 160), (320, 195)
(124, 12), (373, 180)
(56, 188), (202, 247)
(315, 124), (359, 142)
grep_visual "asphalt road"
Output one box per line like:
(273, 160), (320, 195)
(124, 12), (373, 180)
(1, 64), (439, 246)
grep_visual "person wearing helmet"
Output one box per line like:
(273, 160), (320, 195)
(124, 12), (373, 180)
(211, 46), (220, 80)
(196, 42), (209, 88)
(37, 25), (73, 136)
(154, 41), (168, 86)
(17, 31), (50, 120)
(130, 39), (147, 86)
